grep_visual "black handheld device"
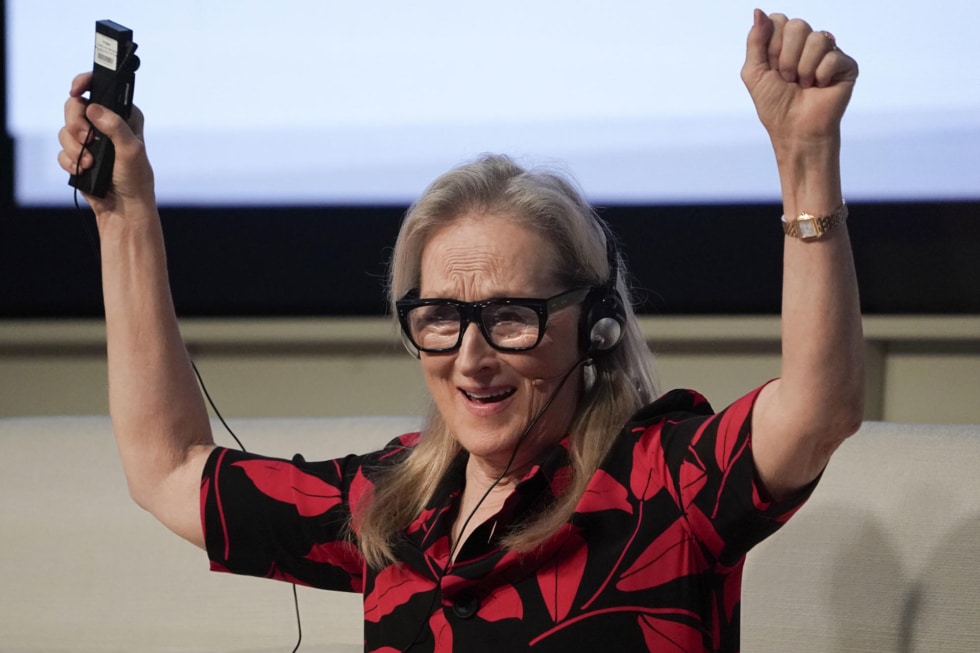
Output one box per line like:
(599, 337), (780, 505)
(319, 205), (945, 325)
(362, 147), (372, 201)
(68, 20), (140, 198)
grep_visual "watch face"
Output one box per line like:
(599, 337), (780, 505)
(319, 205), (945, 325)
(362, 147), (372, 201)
(799, 219), (819, 239)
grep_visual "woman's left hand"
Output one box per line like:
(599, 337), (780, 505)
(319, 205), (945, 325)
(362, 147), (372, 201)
(741, 10), (859, 149)
(739, 10), (865, 502)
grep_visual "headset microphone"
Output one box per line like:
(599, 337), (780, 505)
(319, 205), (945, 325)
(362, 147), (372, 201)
(512, 357), (587, 454)
(443, 355), (587, 560)
(401, 354), (587, 651)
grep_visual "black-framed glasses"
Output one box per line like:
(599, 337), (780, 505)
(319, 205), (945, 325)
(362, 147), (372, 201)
(395, 287), (591, 353)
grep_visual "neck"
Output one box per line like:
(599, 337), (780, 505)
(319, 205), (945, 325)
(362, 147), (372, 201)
(464, 454), (525, 496)
(451, 461), (516, 562)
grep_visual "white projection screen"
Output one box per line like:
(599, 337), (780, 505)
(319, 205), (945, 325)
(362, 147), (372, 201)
(8, 0), (980, 207)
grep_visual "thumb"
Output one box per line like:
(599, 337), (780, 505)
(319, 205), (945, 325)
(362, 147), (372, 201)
(85, 103), (140, 149)
(741, 9), (773, 85)
(82, 102), (154, 202)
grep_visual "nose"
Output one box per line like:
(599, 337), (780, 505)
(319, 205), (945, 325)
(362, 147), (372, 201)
(456, 321), (497, 375)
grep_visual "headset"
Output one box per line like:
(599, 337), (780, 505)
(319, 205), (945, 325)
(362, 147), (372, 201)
(579, 224), (627, 358)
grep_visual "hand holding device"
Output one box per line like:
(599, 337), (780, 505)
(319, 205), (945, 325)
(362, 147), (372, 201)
(68, 20), (140, 198)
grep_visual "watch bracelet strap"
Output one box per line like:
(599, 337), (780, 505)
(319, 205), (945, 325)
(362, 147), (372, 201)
(781, 201), (849, 240)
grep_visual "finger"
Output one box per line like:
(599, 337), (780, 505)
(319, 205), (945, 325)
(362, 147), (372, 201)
(741, 9), (775, 87)
(64, 73), (95, 144)
(83, 103), (152, 195)
(62, 85), (96, 174)
(69, 72), (93, 98)
(57, 125), (93, 173)
(777, 18), (813, 84)
(85, 103), (140, 154)
(57, 146), (92, 175)
(814, 48), (859, 89)
(767, 13), (789, 72)
(798, 30), (838, 88)
(63, 95), (93, 142)
(128, 105), (146, 142)
(744, 9), (774, 69)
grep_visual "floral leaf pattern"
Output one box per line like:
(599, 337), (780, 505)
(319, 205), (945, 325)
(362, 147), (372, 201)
(202, 385), (815, 652)
(579, 470), (633, 515)
(616, 519), (707, 593)
(638, 613), (705, 652)
(536, 530), (588, 622)
(715, 396), (752, 473)
(231, 459), (342, 517)
(364, 564), (434, 623)
(679, 455), (709, 513)
(428, 607), (452, 651)
(629, 433), (668, 501)
(265, 562), (308, 586)
(304, 540), (363, 590)
(479, 583), (524, 622)
(347, 467), (374, 532)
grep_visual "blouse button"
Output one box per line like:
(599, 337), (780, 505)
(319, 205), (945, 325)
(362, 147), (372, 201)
(451, 592), (480, 619)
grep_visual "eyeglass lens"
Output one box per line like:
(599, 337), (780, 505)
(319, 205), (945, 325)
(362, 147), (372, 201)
(406, 302), (541, 351)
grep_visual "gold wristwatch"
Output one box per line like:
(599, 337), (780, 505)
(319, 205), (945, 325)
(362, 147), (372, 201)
(781, 202), (848, 241)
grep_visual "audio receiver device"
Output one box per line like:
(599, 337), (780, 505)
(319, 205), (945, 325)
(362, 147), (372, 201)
(68, 19), (140, 198)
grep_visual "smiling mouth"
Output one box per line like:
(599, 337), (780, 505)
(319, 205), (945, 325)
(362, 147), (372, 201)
(461, 388), (516, 404)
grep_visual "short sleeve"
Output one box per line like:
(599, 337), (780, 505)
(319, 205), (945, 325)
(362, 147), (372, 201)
(200, 435), (416, 593)
(652, 385), (819, 566)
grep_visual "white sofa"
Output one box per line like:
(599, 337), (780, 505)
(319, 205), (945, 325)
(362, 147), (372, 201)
(1, 416), (978, 652)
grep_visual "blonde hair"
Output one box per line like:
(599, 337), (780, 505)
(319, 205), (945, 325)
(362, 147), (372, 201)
(357, 154), (658, 569)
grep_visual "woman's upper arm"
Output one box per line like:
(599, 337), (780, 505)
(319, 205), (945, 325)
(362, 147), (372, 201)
(750, 378), (860, 503)
(136, 443), (217, 550)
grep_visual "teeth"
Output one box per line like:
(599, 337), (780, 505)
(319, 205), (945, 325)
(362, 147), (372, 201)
(463, 389), (514, 403)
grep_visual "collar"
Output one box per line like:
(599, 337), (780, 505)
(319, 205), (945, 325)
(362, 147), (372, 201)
(395, 437), (573, 577)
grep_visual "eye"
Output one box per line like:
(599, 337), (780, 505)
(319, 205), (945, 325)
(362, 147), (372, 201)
(412, 304), (459, 331)
(485, 304), (538, 328)
(490, 308), (525, 325)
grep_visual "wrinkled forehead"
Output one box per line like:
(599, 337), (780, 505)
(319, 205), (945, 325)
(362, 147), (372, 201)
(418, 213), (564, 299)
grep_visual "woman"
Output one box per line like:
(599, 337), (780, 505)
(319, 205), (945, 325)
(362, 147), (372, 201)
(57, 10), (863, 652)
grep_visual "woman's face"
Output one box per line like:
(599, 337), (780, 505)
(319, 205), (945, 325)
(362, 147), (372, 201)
(417, 212), (584, 475)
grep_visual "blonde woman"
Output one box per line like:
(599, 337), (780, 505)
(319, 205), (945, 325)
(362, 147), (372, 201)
(58, 10), (862, 652)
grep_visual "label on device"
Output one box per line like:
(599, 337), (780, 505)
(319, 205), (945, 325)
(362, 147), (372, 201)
(94, 33), (119, 70)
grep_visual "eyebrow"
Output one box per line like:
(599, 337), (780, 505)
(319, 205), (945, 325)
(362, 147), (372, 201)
(414, 287), (560, 301)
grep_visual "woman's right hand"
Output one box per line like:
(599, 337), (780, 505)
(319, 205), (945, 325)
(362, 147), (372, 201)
(58, 75), (214, 550)
(57, 71), (156, 219)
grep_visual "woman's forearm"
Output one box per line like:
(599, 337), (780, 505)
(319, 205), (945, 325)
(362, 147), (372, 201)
(773, 140), (864, 434)
(97, 206), (215, 511)
(740, 11), (864, 498)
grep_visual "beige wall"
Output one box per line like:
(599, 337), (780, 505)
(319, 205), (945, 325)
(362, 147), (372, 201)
(2, 316), (978, 424)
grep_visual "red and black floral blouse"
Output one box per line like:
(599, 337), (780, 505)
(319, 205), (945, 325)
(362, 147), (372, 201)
(202, 385), (815, 652)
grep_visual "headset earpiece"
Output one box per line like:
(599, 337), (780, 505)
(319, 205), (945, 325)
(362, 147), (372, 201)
(581, 229), (626, 357)
(582, 283), (625, 355)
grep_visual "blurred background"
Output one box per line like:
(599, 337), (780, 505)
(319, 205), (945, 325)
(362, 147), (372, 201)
(2, 0), (978, 422)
